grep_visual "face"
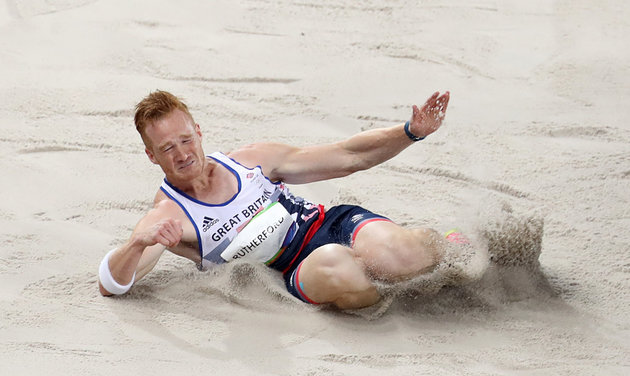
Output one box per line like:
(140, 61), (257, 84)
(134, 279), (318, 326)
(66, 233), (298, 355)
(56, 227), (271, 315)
(143, 109), (205, 184)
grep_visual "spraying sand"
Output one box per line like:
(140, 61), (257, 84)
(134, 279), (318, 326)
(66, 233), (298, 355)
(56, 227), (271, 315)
(1, 0), (629, 375)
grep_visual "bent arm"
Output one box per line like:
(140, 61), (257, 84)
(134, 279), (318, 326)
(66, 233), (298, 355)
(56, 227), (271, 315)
(98, 243), (165, 297)
(98, 203), (183, 296)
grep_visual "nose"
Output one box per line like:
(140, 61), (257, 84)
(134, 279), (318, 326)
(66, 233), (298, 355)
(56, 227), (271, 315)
(173, 144), (188, 162)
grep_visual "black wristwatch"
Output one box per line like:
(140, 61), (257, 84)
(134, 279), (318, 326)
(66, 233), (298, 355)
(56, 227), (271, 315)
(404, 121), (425, 141)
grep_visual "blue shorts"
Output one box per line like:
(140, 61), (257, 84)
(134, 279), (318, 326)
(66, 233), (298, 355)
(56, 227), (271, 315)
(282, 205), (390, 304)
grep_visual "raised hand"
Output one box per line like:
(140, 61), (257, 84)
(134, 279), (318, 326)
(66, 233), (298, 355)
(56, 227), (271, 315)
(409, 91), (450, 139)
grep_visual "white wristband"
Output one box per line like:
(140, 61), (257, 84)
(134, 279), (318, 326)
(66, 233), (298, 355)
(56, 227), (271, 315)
(99, 249), (136, 295)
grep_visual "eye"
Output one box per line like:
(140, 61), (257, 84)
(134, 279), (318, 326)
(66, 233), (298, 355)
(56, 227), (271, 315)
(182, 139), (191, 144)
(163, 146), (173, 152)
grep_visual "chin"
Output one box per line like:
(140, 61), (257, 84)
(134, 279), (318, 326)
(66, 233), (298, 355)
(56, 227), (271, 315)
(179, 163), (202, 177)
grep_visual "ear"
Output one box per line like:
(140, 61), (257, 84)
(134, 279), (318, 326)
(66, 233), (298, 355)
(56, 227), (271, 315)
(195, 123), (202, 139)
(145, 147), (158, 165)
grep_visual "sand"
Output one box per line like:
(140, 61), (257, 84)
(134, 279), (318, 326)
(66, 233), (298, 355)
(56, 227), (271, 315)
(1, 0), (629, 375)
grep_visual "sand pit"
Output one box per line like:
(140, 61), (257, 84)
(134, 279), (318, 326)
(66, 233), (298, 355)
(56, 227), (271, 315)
(1, 0), (629, 374)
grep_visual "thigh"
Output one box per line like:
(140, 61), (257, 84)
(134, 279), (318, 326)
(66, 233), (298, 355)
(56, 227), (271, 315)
(293, 244), (380, 309)
(280, 205), (389, 275)
(352, 220), (444, 280)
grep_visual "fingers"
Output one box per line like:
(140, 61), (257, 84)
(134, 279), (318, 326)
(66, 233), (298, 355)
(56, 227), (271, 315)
(433, 93), (448, 122)
(409, 91), (450, 137)
(153, 218), (183, 248)
(420, 91), (449, 111)
(420, 91), (440, 113)
(428, 91), (450, 121)
(415, 91), (449, 117)
(436, 91), (450, 114)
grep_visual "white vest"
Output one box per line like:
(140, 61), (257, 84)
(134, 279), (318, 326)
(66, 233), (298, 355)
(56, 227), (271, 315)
(160, 152), (305, 269)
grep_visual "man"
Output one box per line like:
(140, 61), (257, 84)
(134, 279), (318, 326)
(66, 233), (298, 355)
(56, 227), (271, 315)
(98, 90), (455, 310)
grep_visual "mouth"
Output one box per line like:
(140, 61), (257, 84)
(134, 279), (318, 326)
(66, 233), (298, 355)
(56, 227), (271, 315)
(178, 159), (195, 170)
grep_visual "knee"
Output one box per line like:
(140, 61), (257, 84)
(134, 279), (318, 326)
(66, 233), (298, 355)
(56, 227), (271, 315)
(411, 228), (445, 266)
(300, 244), (381, 308)
(372, 228), (445, 278)
(306, 244), (350, 291)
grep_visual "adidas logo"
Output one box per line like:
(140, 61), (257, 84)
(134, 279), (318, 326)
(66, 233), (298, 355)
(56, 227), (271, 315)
(350, 214), (365, 224)
(202, 216), (219, 232)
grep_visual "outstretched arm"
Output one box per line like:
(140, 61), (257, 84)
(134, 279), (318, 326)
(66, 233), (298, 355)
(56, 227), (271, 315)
(237, 91), (450, 184)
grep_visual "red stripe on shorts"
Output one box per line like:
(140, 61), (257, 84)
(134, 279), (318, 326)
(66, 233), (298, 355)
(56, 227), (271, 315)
(282, 205), (326, 274)
(294, 262), (320, 304)
(351, 218), (392, 247)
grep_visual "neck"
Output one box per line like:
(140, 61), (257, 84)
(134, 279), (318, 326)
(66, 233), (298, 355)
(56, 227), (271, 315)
(166, 157), (215, 197)
(165, 157), (237, 205)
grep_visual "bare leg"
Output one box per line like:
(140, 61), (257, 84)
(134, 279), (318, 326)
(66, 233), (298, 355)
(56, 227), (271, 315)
(297, 244), (381, 310)
(351, 221), (446, 282)
(296, 221), (448, 310)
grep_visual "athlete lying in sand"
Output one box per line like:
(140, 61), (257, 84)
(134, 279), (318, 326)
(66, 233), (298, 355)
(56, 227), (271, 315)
(98, 90), (468, 310)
